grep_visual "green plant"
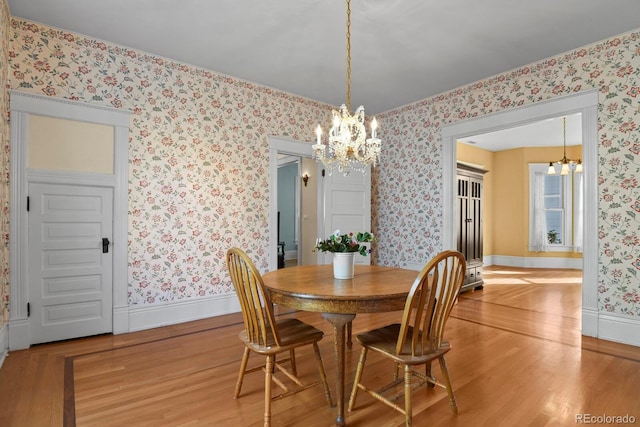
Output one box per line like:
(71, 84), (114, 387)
(314, 230), (375, 256)
(547, 229), (561, 244)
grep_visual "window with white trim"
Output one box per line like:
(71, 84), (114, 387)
(528, 163), (582, 252)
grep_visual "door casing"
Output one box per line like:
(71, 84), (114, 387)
(9, 91), (130, 350)
(441, 90), (598, 337)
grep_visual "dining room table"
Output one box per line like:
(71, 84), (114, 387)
(262, 263), (420, 426)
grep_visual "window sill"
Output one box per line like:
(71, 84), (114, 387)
(528, 245), (575, 253)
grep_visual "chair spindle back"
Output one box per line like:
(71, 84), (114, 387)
(226, 248), (280, 347)
(396, 250), (466, 356)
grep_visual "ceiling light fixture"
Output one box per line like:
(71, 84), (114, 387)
(547, 117), (583, 175)
(312, 0), (381, 175)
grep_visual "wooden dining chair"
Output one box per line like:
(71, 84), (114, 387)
(226, 248), (333, 427)
(348, 250), (466, 426)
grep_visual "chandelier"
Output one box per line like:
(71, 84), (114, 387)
(312, 0), (381, 175)
(547, 116), (583, 175)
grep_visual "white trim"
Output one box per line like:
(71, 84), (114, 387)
(581, 307), (599, 337)
(8, 91), (131, 349)
(9, 91), (130, 126)
(489, 255), (582, 270)
(7, 319), (29, 350)
(0, 323), (7, 369)
(597, 313), (640, 347)
(527, 163), (577, 252)
(128, 295), (241, 332)
(268, 136), (314, 271)
(441, 90), (603, 339)
(26, 169), (115, 186)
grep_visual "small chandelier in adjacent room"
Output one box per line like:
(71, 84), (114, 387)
(548, 116), (583, 175)
(312, 0), (381, 175)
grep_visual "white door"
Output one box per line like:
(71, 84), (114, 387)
(28, 182), (113, 344)
(320, 167), (372, 265)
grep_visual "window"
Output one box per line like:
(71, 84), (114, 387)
(544, 174), (565, 244)
(529, 163), (583, 252)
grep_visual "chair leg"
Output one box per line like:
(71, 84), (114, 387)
(234, 347), (250, 398)
(348, 347), (368, 411)
(312, 342), (333, 407)
(264, 355), (274, 427)
(393, 362), (400, 381)
(438, 356), (458, 414)
(404, 364), (412, 427)
(289, 349), (297, 377)
(426, 361), (435, 388)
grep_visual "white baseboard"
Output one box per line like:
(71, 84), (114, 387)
(284, 250), (298, 261)
(8, 318), (29, 351)
(0, 323), (7, 369)
(581, 307), (599, 337)
(487, 255), (582, 270)
(597, 312), (640, 347)
(113, 305), (130, 335)
(404, 256), (581, 271)
(126, 293), (241, 333)
(7, 294), (242, 347)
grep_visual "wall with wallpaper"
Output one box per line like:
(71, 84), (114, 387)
(0, 0), (10, 331)
(4, 17), (640, 325)
(8, 18), (331, 308)
(375, 31), (640, 317)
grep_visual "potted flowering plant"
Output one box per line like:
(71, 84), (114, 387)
(314, 230), (375, 256)
(314, 230), (375, 279)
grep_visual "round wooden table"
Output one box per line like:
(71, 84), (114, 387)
(262, 264), (420, 426)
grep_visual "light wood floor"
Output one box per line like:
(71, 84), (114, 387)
(1, 267), (639, 426)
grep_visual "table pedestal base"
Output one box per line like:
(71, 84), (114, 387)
(322, 313), (356, 427)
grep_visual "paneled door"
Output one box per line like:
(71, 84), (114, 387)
(27, 182), (113, 344)
(320, 167), (372, 265)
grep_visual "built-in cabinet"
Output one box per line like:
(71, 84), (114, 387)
(456, 163), (488, 292)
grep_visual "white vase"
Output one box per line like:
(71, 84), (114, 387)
(333, 252), (355, 279)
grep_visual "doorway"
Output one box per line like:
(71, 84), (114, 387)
(9, 92), (130, 350)
(277, 156), (300, 266)
(269, 137), (319, 271)
(268, 136), (372, 271)
(441, 90), (599, 337)
(457, 113), (584, 268)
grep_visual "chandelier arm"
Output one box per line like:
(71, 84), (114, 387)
(548, 116), (583, 175)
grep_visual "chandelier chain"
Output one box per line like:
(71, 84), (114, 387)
(346, 0), (352, 112)
(547, 116), (583, 175)
(563, 116), (566, 157)
(312, 0), (381, 175)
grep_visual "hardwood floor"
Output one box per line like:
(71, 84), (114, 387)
(1, 266), (639, 426)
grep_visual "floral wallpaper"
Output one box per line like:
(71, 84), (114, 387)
(0, 0), (10, 328)
(8, 18), (331, 306)
(374, 32), (640, 317)
(4, 16), (640, 318)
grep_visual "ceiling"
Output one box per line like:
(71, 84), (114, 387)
(7, 0), (640, 117)
(458, 112), (582, 152)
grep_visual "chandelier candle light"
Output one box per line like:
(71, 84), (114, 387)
(548, 116), (583, 175)
(313, 0), (381, 175)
